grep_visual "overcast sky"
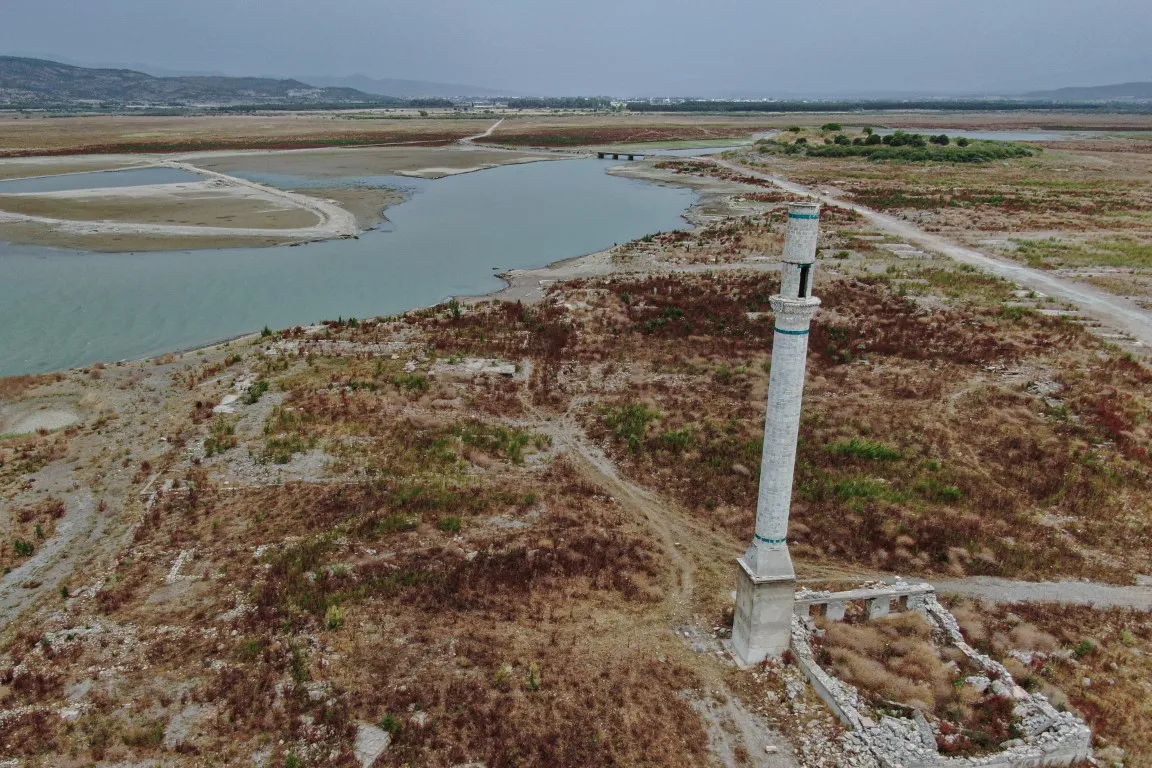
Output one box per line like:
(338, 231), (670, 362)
(2, 0), (1150, 95)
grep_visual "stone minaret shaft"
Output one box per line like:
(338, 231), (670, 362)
(732, 201), (821, 666)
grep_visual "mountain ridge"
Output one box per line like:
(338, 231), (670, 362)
(0, 56), (391, 106)
(1022, 81), (1152, 102)
(297, 73), (514, 99)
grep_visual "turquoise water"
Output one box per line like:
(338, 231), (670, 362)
(0, 167), (203, 194)
(0, 159), (695, 375)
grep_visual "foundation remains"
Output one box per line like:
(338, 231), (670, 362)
(789, 583), (1092, 768)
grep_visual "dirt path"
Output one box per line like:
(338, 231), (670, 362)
(461, 118), (505, 145)
(541, 412), (798, 767)
(925, 576), (1152, 610)
(545, 415), (697, 612)
(711, 158), (1152, 348)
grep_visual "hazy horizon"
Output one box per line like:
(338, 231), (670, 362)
(3, 0), (1151, 97)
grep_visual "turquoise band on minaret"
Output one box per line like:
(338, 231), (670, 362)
(788, 212), (820, 220)
(754, 534), (787, 544)
(774, 327), (809, 336)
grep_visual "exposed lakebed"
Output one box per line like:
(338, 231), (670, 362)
(0, 158), (696, 375)
(0, 166), (203, 194)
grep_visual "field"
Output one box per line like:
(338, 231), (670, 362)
(1, 109), (1151, 766)
(0, 114), (492, 155)
(3, 157), (1151, 764)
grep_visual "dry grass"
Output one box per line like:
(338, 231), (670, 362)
(0, 497), (65, 571)
(945, 599), (1152, 767)
(0, 372), (62, 401)
(0, 114), (490, 155)
(814, 611), (1018, 756)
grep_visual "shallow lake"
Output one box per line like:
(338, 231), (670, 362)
(0, 167), (204, 195)
(0, 158), (695, 376)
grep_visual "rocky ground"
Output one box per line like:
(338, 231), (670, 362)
(2, 141), (1151, 766)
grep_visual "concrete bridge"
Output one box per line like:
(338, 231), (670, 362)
(596, 151), (645, 161)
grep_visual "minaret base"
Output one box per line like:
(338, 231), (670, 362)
(731, 557), (795, 667)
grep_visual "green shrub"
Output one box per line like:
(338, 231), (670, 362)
(242, 379), (270, 405)
(13, 539), (34, 557)
(833, 478), (889, 500)
(1072, 639), (1096, 659)
(455, 421), (536, 464)
(916, 477), (964, 502)
(391, 373), (430, 392)
(377, 514), (419, 534)
(204, 416), (237, 457)
(325, 603), (344, 630)
(656, 428), (695, 452)
(602, 402), (661, 451)
(802, 138), (1033, 163)
(437, 516), (463, 534)
(526, 662), (542, 691)
(828, 438), (902, 461)
(999, 304), (1035, 321)
(379, 714), (403, 736)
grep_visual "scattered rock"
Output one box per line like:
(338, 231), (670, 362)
(353, 722), (392, 768)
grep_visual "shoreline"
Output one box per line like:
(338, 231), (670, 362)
(0, 158), (724, 379)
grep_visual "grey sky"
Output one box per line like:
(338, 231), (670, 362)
(2, 0), (1150, 95)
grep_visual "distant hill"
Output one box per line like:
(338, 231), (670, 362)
(298, 73), (513, 99)
(1022, 82), (1152, 102)
(0, 56), (391, 107)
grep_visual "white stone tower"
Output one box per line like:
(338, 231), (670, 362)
(732, 201), (821, 666)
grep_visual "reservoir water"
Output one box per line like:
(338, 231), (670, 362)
(0, 167), (204, 195)
(0, 159), (695, 376)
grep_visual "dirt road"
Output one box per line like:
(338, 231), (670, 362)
(461, 118), (505, 145)
(711, 158), (1152, 348)
(925, 576), (1152, 610)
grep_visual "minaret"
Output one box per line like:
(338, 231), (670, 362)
(732, 201), (821, 666)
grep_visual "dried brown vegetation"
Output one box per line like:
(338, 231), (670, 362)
(813, 611), (1019, 755)
(945, 599), (1152, 766)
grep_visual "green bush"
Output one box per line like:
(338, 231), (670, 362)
(13, 539), (34, 557)
(377, 514), (419, 534)
(828, 438), (902, 461)
(916, 477), (964, 502)
(1072, 639), (1096, 659)
(242, 379), (270, 405)
(437, 516), (463, 533)
(803, 139), (1033, 163)
(833, 478), (889, 500)
(379, 714), (403, 736)
(205, 416), (237, 457)
(656, 428), (695, 452)
(455, 421), (536, 464)
(602, 402), (661, 452)
(391, 373), (430, 392)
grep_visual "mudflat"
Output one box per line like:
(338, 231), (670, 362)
(189, 145), (552, 179)
(0, 185), (320, 228)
